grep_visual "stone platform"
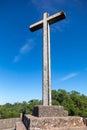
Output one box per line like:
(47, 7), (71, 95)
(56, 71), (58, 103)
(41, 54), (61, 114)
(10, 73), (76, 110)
(22, 114), (87, 130)
(33, 105), (68, 117)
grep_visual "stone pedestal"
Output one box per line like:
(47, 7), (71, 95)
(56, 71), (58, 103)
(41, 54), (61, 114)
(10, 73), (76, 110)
(33, 105), (68, 117)
(22, 105), (87, 129)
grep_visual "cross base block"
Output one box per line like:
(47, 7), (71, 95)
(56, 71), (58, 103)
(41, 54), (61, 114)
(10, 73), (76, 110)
(33, 105), (68, 117)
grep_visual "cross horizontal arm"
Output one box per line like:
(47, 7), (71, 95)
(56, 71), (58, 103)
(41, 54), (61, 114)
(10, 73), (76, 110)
(47, 10), (66, 25)
(29, 10), (66, 32)
(30, 20), (43, 32)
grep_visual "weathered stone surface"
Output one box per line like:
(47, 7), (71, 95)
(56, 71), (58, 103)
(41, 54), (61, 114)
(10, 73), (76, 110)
(29, 127), (87, 130)
(0, 118), (20, 130)
(1, 128), (14, 130)
(15, 121), (26, 130)
(22, 114), (87, 130)
(33, 105), (68, 117)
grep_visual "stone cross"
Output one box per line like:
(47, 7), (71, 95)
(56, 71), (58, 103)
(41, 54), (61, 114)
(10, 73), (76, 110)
(29, 11), (66, 106)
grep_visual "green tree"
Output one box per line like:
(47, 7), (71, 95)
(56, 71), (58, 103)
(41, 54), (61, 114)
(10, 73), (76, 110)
(27, 99), (42, 114)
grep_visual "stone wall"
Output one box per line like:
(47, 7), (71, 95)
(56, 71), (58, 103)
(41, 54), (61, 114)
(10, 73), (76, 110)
(0, 118), (21, 130)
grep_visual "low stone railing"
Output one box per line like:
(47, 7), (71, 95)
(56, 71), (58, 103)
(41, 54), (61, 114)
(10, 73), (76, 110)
(0, 118), (20, 130)
(22, 114), (30, 129)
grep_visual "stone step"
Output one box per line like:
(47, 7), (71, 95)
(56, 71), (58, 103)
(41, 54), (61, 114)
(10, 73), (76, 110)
(22, 115), (87, 130)
(15, 122), (26, 130)
(29, 127), (87, 130)
(44, 127), (87, 130)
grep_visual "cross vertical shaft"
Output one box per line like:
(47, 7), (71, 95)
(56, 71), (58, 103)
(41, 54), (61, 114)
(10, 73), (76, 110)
(43, 13), (51, 106)
(29, 10), (66, 106)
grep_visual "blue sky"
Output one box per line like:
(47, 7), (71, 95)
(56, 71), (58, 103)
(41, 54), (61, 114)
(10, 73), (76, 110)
(0, 0), (87, 105)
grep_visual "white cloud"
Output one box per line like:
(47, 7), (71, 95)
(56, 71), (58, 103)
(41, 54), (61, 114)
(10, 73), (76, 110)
(61, 72), (78, 81)
(13, 39), (34, 63)
(51, 25), (63, 33)
(20, 40), (33, 54)
(13, 55), (20, 63)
